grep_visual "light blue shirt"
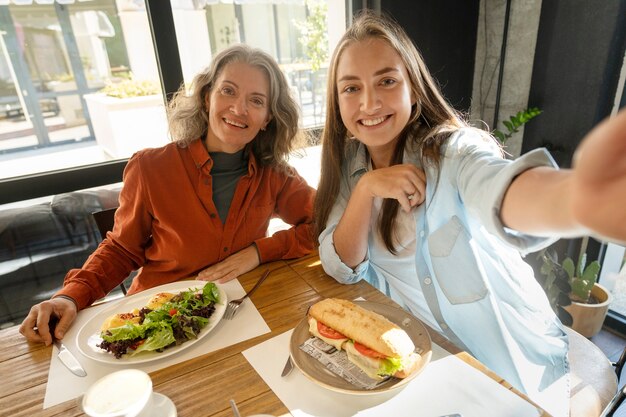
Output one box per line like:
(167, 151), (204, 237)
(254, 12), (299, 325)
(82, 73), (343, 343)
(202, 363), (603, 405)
(319, 129), (569, 416)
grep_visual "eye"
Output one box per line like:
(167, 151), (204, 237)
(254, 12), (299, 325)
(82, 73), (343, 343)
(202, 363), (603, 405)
(220, 86), (235, 95)
(250, 97), (265, 107)
(380, 78), (396, 87)
(341, 85), (358, 94)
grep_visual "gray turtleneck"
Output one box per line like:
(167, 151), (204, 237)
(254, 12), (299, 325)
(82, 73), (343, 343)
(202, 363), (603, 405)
(209, 150), (247, 223)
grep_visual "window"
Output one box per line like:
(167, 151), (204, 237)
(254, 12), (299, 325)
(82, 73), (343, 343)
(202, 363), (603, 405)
(0, 0), (344, 193)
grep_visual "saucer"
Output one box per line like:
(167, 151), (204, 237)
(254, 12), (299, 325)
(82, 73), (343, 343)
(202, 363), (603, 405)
(137, 392), (177, 417)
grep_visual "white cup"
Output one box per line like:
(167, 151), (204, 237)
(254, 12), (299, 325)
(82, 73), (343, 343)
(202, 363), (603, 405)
(82, 369), (154, 417)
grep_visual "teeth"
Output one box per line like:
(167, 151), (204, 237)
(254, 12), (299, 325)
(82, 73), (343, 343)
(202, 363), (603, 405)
(361, 116), (387, 126)
(224, 118), (247, 128)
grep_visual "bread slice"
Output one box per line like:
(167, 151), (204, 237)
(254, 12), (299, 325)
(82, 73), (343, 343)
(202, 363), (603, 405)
(100, 312), (141, 331)
(145, 292), (175, 310)
(309, 298), (415, 358)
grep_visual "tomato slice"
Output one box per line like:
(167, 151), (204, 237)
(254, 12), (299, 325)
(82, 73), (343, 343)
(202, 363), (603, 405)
(129, 339), (145, 350)
(169, 308), (178, 316)
(353, 341), (387, 359)
(317, 321), (347, 339)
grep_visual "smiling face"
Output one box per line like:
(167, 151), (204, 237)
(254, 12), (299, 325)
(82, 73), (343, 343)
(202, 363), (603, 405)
(336, 38), (415, 164)
(205, 61), (272, 153)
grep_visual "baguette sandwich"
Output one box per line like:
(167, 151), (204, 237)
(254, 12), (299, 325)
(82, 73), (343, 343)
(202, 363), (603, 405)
(308, 298), (421, 380)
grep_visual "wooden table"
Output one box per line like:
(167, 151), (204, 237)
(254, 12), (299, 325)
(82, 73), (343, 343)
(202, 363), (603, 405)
(0, 252), (549, 417)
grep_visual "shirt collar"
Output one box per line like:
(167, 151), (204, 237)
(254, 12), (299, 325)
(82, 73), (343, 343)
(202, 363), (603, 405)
(347, 140), (370, 178)
(346, 139), (422, 178)
(189, 138), (211, 170)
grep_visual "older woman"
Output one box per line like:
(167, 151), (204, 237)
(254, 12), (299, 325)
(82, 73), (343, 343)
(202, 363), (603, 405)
(21, 44), (316, 345)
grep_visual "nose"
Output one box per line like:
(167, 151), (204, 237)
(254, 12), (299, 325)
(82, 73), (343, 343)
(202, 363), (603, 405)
(361, 86), (381, 114)
(230, 97), (248, 115)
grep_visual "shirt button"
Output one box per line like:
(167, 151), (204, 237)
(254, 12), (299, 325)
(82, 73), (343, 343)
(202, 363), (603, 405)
(423, 277), (432, 285)
(223, 247), (228, 252)
(203, 179), (209, 185)
(440, 323), (448, 330)
(210, 213), (216, 219)
(419, 231), (424, 237)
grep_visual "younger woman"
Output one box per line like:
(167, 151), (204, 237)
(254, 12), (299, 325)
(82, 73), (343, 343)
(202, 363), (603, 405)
(315, 12), (626, 417)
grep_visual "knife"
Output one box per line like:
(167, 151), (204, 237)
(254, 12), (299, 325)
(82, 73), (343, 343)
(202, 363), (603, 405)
(281, 355), (294, 377)
(49, 316), (87, 377)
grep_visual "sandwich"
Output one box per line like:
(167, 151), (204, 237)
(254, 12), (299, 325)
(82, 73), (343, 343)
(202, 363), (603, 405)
(308, 298), (421, 380)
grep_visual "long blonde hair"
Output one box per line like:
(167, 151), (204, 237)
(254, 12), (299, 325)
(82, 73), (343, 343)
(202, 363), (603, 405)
(167, 44), (304, 169)
(314, 11), (466, 251)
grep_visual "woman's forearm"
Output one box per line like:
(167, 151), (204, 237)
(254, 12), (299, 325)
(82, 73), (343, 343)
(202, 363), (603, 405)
(333, 180), (375, 269)
(500, 167), (586, 237)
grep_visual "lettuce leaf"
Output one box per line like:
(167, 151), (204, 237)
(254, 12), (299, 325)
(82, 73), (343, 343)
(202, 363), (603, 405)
(101, 323), (146, 342)
(378, 356), (404, 376)
(130, 325), (176, 355)
(202, 282), (220, 303)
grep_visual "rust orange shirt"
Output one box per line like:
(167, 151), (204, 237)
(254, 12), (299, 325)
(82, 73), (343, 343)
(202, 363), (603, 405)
(57, 139), (316, 309)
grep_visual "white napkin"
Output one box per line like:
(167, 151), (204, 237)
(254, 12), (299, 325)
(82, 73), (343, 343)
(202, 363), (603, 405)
(242, 330), (542, 417)
(44, 279), (270, 409)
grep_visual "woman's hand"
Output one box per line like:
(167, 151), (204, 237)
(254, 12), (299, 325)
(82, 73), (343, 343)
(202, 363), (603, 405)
(571, 108), (626, 244)
(19, 297), (77, 345)
(197, 245), (261, 283)
(359, 164), (427, 212)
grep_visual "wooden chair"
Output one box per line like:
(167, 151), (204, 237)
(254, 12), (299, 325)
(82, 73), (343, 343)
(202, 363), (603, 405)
(91, 207), (127, 295)
(567, 326), (625, 417)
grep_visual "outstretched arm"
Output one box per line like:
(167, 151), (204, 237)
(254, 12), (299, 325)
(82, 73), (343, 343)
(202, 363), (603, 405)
(501, 109), (626, 244)
(571, 108), (626, 244)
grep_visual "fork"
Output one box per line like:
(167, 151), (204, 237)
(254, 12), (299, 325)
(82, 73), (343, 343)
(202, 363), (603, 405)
(223, 269), (271, 319)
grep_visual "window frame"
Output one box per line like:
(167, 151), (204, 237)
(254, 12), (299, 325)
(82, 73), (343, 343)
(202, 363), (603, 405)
(0, 0), (181, 205)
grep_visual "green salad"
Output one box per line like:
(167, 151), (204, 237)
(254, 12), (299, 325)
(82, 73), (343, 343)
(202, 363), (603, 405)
(97, 282), (221, 359)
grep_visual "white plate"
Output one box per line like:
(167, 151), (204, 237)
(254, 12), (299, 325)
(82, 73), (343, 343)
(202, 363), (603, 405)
(77, 280), (227, 365)
(289, 301), (432, 395)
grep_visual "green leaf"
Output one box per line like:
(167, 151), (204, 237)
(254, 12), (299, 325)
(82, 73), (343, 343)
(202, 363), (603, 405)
(570, 277), (593, 303)
(577, 253), (587, 277)
(203, 282), (221, 303)
(562, 258), (575, 280)
(493, 130), (507, 144)
(581, 260), (600, 284)
(131, 325), (176, 355)
(101, 323), (146, 342)
(378, 356), (404, 376)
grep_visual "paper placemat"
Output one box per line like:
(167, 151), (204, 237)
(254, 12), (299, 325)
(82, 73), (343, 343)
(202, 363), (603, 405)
(44, 279), (270, 408)
(242, 330), (542, 417)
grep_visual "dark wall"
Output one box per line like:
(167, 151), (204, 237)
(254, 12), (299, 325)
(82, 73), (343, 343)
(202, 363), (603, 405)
(522, 1), (626, 167)
(371, 0), (480, 112)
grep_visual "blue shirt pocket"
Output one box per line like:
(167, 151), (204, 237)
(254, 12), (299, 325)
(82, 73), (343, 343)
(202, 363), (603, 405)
(427, 216), (489, 304)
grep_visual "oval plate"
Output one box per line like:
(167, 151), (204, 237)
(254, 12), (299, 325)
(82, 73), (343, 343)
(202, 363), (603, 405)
(77, 280), (226, 365)
(289, 300), (432, 395)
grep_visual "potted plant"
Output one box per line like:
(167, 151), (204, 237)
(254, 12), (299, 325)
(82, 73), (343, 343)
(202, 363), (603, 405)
(538, 245), (612, 337)
(84, 78), (169, 158)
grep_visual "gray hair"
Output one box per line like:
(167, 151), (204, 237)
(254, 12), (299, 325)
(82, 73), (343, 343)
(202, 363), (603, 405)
(167, 44), (304, 168)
